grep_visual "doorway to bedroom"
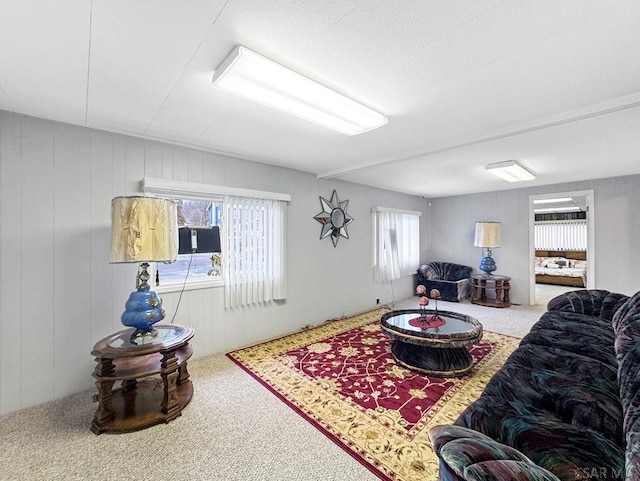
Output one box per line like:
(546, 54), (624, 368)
(528, 190), (595, 306)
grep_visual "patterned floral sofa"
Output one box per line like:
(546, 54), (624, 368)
(416, 262), (472, 302)
(429, 288), (640, 480)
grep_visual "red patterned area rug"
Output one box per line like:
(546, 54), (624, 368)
(226, 308), (520, 481)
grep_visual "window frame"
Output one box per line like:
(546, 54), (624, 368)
(155, 198), (225, 294)
(142, 177), (291, 294)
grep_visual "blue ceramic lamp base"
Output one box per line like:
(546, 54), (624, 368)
(121, 262), (166, 342)
(478, 249), (497, 276)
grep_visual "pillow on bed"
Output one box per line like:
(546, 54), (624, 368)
(538, 257), (556, 267)
(573, 260), (587, 269)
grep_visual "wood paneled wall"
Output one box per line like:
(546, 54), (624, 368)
(0, 111), (429, 415)
(3, 108), (637, 416)
(429, 176), (640, 304)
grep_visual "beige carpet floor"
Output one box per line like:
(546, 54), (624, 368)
(0, 294), (556, 481)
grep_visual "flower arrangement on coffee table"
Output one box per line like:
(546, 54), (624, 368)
(412, 285), (445, 329)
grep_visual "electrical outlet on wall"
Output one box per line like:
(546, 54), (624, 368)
(376, 297), (380, 305)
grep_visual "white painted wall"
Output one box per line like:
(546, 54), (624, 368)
(429, 176), (640, 305)
(0, 111), (430, 415)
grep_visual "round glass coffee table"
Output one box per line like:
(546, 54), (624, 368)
(380, 309), (483, 377)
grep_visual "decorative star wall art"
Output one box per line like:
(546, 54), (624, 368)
(313, 190), (354, 247)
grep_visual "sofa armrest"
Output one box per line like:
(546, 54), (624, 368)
(546, 289), (628, 320)
(429, 425), (561, 481)
(463, 460), (563, 481)
(613, 290), (640, 479)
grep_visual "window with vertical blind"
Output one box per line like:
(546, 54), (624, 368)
(142, 177), (289, 307)
(372, 207), (421, 282)
(156, 199), (223, 286)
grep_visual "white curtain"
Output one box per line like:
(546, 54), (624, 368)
(224, 196), (287, 308)
(535, 220), (587, 250)
(373, 209), (420, 282)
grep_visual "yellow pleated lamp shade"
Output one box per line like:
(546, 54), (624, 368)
(474, 222), (501, 248)
(110, 196), (178, 263)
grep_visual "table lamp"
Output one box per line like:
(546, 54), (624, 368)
(474, 221), (501, 276)
(110, 196), (178, 340)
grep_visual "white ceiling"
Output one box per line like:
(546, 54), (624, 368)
(1, 0), (639, 198)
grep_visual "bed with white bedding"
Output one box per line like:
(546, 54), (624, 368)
(535, 249), (587, 287)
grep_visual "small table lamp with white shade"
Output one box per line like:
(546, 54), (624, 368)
(110, 196), (178, 341)
(474, 221), (501, 276)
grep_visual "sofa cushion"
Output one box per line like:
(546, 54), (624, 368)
(454, 396), (625, 480)
(531, 310), (615, 338)
(520, 317), (618, 369)
(504, 343), (618, 386)
(480, 363), (622, 442)
(547, 289), (629, 321)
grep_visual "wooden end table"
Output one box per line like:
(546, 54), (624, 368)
(471, 274), (511, 308)
(91, 324), (194, 434)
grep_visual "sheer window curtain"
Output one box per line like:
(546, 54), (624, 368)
(224, 196), (287, 308)
(535, 220), (587, 250)
(373, 209), (420, 282)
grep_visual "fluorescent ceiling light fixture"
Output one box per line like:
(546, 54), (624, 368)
(533, 206), (581, 213)
(211, 46), (388, 135)
(533, 197), (574, 204)
(485, 160), (536, 182)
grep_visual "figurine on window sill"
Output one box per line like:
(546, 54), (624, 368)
(208, 252), (223, 277)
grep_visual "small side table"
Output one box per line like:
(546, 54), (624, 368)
(91, 324), (194, 434)
(471, 275), (511, 308)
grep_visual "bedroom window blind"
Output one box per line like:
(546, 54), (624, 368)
(535, 220), (587, 250)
